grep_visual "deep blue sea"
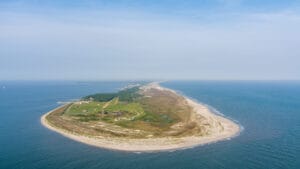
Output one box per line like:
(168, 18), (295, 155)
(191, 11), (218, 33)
(0, 81), (299, 169)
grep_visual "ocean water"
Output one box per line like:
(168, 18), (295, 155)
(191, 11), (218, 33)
(0, 81), (299, 169)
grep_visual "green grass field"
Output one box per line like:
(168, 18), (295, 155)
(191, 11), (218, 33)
(65, 101), (105, 116)
(63, 98), (177, 130)
(64, 97), (146, 123)
(46, 85), (201, 138)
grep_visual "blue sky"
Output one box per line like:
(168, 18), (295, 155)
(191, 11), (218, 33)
(0, 0), (300, 80)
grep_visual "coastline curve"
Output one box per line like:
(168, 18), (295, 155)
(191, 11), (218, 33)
(41, 83), (241, 152)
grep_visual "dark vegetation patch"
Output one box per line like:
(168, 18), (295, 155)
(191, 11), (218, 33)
(83, 93), (117, 102)
(83, 86), (140, 102)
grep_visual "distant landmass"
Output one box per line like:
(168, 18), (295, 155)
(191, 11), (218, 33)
(41, 83), (240, 152)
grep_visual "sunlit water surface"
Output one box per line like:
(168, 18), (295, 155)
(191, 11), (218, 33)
(0, 81), (299, 169)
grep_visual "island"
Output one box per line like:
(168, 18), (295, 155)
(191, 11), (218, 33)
(41, 83), (240, 152)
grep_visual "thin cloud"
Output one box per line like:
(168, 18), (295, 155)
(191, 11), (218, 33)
(0, 5), (300, 80)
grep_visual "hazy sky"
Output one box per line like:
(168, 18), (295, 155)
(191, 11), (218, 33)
(0, 0), (300, 80)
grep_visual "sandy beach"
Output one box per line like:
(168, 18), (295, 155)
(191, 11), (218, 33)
(41, 84), (240, 152)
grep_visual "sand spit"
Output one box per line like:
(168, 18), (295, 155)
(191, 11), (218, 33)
(41, 83), (240, 152)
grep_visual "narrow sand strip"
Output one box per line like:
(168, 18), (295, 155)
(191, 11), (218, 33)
(41, 84), (240, 152)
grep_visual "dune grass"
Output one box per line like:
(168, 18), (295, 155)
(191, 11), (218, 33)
(47, 85), (197, 138)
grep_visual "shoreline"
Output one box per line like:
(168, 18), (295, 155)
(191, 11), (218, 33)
(41, 84), (241, 152)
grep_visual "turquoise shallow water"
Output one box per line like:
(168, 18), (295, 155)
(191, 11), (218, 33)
(0, 81), (299, 169)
